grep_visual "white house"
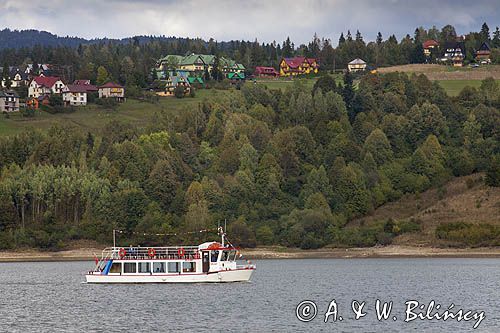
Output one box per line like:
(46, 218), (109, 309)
(347, 58), (367, 72)
(62, 84), (87, 106)
(28, 75), (65, 98)
(0, 90), (20, 112)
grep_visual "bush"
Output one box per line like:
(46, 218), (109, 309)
(174, 85), (185, 98)
(256, 225), (274, 245)
(95, 97), (119, 109)
(189, 87), (196, 98)
(21, 108), (35, 117)
(435, 222), (500, 247)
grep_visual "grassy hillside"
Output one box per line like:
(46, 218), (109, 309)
(378, 64), (500, 96)
(351, 174), (500, 247)
(0, 90), (213, 137)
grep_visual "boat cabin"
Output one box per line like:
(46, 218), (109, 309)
(93, 242), (240, 276)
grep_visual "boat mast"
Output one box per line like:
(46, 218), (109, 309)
(113, 229), (116, 249)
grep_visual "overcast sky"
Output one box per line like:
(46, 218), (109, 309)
(0, 0), (498, 45)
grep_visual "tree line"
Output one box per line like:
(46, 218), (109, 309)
(1, 22), (499, 93)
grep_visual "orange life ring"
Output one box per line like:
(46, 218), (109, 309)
(148, 248), (156, 258)
(118, 248), (126, 258)
(178, 248), (185, 258)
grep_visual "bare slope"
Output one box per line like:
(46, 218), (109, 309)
(351, 174), (500, 246)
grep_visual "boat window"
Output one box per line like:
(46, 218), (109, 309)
(221, 251), (229, 261)
(183, 262), (196, 273)
(109, 263), (121, 273)
(229, 250), (236, 261)
(138, 262), (150, 273)
(211, 250), (219, 262)
(153, 262), (166, 273)
(168, 262), (180, 273)
(123, 262), (137, 273)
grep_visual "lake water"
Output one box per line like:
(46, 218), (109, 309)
(0, 258), (498, 332)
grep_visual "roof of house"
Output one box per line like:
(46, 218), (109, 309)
(73, 80), (98, 91)
(64, 84), (89, 93)
(32, 75), (62, 88)
(187, 76), (204, 84)
(477, 42), (491, 52)
(167, 75), (191, 87)
(227, 72), (245, 80)
(282, 57), (319, 69)
(99, 82), (123, 89)
(348, 58), (367, 65)
(423, 40), (439, 48)
(283, 57), (305, 68)
(74, 79), (90, 85)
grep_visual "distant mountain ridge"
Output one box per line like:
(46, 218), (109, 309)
(0, 28), (194, 50)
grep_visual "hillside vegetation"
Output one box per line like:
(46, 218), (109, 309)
(0, 72), (498, 251)
(352, 173), (500, 247)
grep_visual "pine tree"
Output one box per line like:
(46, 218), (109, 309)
(480, 22), (490, 42)
(338, 32), (346, 45)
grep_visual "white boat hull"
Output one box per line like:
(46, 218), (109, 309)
(85, 268), (254, 284)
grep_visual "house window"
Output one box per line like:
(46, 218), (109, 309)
(123, 262), (137, 273)
(183, 262), (196, 273)
(153, 262), (166, 273)
(168, 262), (180, 273)
(138, 262), (150, 273)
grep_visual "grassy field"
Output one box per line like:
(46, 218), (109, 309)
(254, 74), (343, 91)
(436, 79), (500, 96)
(0, 90), (213, 137)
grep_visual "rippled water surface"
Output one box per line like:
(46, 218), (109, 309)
(0, 259), (499, 332)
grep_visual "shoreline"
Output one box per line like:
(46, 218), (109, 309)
(2, 245), (500, 262)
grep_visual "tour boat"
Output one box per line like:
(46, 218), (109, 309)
(85, 228), (255, 283)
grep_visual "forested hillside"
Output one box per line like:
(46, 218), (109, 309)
(0, 73), (498, 250)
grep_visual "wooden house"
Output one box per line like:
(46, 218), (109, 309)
(422, 40), (439, 58)
(98, 82), (125, 101)
(475, 42), (491, 64)
(255, 66), (279, 78)
(280, 57), (319, 76)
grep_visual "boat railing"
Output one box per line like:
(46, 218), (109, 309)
(102, 246), (200, 260)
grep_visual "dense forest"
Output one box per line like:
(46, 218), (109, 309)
(1, 23), (499, 89)
(0, 72), (498, 250)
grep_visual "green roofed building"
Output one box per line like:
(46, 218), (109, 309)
(155, 53), (245, 80)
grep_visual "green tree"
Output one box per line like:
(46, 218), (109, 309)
(96, 66), (110, 85)
(363, 128), (394, 166)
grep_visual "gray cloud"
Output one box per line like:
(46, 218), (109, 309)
(0, 0), (498, 44)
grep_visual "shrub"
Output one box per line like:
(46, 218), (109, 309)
(174, 85), (185, 98)
(435, 222), (500, 247)
(21, 108), (35, 117)
(256, 225), (274, 245)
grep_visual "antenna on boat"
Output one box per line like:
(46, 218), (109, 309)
(113, 229), (116, 249)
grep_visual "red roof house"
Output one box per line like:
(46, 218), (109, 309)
(280, 57), (319, 76)
(254, 66), (279, 78)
